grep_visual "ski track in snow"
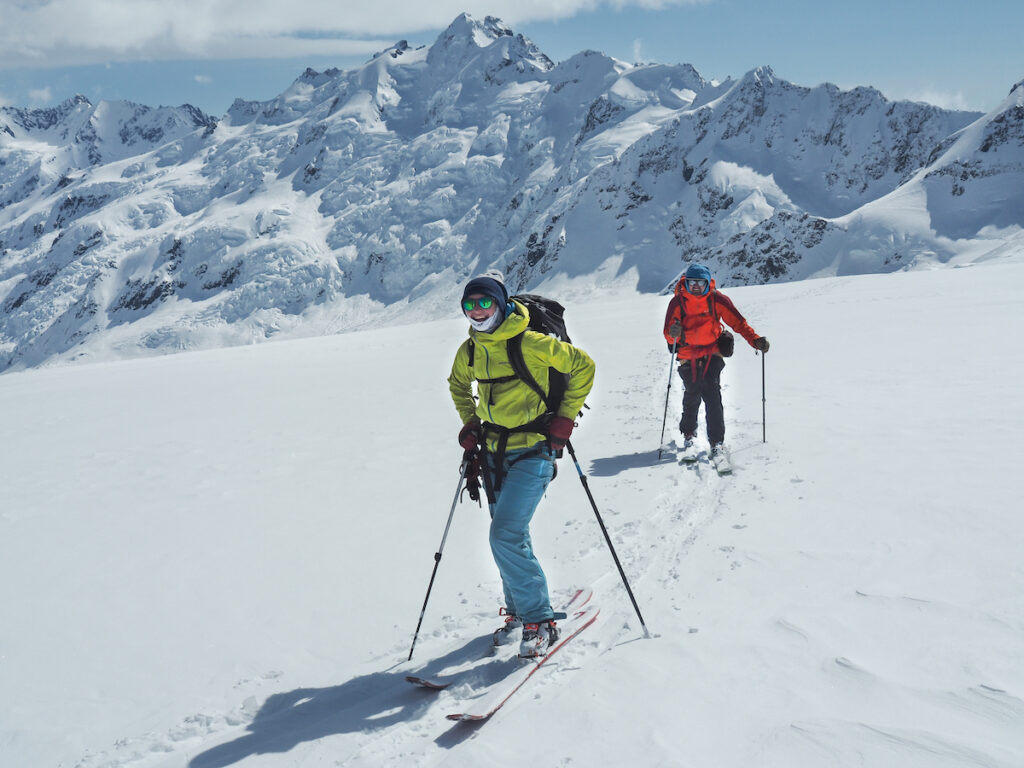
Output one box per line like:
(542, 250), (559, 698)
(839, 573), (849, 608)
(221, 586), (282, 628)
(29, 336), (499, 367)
(68, 333), (753, 768)
(10, 266), (1020, 767)
(73, 672), (282, 768)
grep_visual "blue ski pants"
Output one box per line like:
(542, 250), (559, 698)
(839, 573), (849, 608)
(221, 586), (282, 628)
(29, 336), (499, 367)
(486, 444), (556, 624)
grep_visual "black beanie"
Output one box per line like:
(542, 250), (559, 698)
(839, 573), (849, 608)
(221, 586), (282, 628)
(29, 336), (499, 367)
(461, 269), (509, 307)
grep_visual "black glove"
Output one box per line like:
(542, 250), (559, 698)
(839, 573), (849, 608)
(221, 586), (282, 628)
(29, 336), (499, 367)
(754, 336), (770, 353)
(461, 449), (482, 505)
(717, 330), (734, 357)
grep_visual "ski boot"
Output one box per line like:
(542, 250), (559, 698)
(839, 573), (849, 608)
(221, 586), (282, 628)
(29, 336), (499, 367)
(678, 432), (699, 464)
(519, 619), (560, 658)
(710, 442), (732, 475)
(493, 609), (522, 646)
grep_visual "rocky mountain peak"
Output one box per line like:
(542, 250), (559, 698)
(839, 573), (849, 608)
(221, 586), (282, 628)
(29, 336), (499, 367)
(0, 16), (1017, 374)
(427, 12), (553, 74)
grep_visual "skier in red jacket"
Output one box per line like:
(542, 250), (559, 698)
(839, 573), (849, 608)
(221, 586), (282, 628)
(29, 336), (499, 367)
(663, 264), (769, 465)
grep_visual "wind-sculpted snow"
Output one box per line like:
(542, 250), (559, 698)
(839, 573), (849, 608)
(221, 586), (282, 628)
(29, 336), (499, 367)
(0, 13), (1019, 372)
(4, 265), (1023, 767)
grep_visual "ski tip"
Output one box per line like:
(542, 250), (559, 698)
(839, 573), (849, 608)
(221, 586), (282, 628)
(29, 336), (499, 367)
(566, 586), (595, 610)
(446, 712), (490, 722)
(405, 675), (450, 690)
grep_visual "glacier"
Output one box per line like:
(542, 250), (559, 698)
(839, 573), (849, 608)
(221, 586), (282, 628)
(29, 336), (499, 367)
(1, 13), (1021, 372)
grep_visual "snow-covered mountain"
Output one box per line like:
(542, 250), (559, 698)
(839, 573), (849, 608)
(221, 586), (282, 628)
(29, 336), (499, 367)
(1, 14), (1021, 372)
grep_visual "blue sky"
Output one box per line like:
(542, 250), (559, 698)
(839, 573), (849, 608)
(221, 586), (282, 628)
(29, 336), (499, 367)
(0, 0), (1020, 116)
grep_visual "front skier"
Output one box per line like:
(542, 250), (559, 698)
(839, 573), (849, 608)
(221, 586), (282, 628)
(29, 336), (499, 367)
(448, 270), (595, 658)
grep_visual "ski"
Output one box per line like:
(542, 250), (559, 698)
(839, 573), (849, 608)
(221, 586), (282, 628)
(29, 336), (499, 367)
(679, 448), (704, 466)
(445, 598), (599, 722)
(405, 675), (452, 690)
(404, 650), (517, 691)
(711, 447), (732, 475)
(405, 589), (590, 691)
(404, 608), (575, 690)
(405, 649), (527, 692)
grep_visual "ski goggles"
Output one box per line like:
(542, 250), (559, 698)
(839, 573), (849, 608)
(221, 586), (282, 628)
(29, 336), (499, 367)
(462, 296), (496, 311)
(686, 278), (709, 294)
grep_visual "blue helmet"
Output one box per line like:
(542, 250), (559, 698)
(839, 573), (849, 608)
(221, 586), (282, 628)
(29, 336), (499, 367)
(683, 264), (712, 295)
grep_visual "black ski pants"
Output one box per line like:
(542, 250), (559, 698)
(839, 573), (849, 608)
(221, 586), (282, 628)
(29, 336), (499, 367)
(678, 355), (726, 445)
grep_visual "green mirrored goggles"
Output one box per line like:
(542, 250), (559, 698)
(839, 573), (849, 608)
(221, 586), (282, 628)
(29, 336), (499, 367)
(462, 297), (495, 311)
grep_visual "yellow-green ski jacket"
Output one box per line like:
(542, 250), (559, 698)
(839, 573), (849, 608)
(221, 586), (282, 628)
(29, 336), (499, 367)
(448, 299), (596, 453)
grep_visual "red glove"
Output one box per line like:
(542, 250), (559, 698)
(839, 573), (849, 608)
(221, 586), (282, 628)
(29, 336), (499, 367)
(458, 421), (481, 450)
(547, 416), (575, 451)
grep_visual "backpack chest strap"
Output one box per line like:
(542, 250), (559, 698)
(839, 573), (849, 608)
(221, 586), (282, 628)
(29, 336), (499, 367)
(477, 374), (518, 385)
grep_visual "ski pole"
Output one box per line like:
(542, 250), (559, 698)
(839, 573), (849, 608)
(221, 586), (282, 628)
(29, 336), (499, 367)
(565, 440), (650, 638)
(407, 457), (470, 661)
(657, 341), (678, 460)
(761, 351), (766, 443)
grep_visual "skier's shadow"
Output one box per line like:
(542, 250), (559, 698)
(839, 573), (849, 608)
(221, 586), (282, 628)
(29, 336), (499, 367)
(588, 449), (665, 477)
(188, 635), (503, 767)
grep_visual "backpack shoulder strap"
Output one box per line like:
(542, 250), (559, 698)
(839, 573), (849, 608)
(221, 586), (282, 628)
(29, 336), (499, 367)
(670, 292), (685, 318)
(506, 332), (555, 412)
(467, 338), (474, 368)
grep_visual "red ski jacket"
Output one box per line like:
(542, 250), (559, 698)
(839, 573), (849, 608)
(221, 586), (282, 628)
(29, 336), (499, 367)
(663, 278), (760, 361)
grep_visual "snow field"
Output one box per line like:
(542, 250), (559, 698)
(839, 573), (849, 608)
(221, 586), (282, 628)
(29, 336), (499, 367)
(1, 262), (1022, 766)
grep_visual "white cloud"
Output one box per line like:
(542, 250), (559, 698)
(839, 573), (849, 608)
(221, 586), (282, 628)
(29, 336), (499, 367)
(194, 74), (212, 85)
(0, 0), (705, 68)
(907, 87), (972, 112)
(29, 86), (52, 104)
(632, 38), (646, 64)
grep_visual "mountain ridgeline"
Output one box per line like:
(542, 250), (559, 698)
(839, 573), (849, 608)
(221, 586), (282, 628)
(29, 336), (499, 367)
(0, 13), (1021, 371)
